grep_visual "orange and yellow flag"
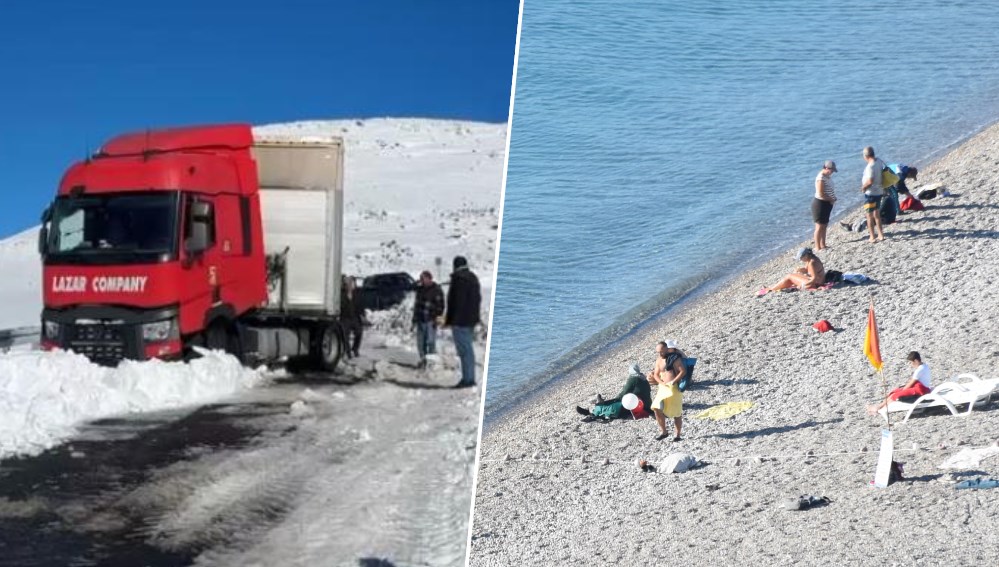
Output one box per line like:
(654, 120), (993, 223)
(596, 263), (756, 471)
(864, 300), (883, 372)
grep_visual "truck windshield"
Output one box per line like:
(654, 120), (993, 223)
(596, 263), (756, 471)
(45, 192), (180, 264)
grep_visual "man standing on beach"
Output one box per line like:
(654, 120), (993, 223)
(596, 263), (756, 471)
(861, 146), (887, 243)
(445, 256), (481, 388)
(648, 340), (686, 441)
(813, 160), (838, 251)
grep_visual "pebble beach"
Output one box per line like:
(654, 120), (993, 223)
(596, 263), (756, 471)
(469, 122), (999, 565)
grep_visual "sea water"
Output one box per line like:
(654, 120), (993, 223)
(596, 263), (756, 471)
(486, 0), (999, 417)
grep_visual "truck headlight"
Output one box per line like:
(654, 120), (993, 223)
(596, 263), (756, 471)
(141, 319), (176, 342)
(43, 320), (60, 340)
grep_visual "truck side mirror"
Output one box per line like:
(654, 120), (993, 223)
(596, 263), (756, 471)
(37, 226), (48, 256)
(184, 200), (213, 255)
(38, 205), (51, 257)
(185, 221), (209, 254)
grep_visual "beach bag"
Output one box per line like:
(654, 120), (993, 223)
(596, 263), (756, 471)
(900, 195), (924, 211)
(677, 357), (696, 392)
(825, 270), (843, 284)
(889, 461), (904, 485)
(917, 188), (938, 200)
(879, 192), (898, 224)
(591, 401), (623, 420)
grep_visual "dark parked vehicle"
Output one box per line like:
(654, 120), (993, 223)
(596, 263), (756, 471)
(360, 272), (417, 311)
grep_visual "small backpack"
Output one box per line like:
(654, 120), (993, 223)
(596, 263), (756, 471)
(677, 357), (696, 392)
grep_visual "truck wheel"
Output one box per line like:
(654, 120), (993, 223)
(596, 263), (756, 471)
(315, 323), (344, 373)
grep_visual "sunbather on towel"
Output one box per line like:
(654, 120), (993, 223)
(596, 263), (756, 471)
(759, 248), (825, 295)
(867, 351), (931, 415)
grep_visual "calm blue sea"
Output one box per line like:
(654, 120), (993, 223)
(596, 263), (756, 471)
(485, 0), (999, 417)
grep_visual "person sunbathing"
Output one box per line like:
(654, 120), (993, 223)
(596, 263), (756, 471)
(758, 248), (825, 295)
(867, 351), (931, 415)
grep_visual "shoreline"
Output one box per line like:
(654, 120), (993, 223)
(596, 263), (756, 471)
(484, 116), (996, 427)
(470, 119), (999, 564)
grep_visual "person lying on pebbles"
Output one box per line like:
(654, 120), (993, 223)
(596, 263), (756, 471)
(575, 362), (652, 419)
(757, 247), (825, 296)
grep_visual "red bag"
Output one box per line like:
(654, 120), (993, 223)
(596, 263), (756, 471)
(900, 195), (924, 211)
(812, 320), (833, 333)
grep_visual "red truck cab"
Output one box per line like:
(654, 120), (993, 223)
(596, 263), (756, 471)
(39, 124), (344, 368)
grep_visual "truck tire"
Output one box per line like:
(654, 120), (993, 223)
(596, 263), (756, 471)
(313, 322), (344, 373)
(204, 319), (244, 363)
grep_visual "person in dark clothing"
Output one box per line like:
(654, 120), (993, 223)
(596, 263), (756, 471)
(887, 163), (918, 196)
(340, 275), (364, 358)
(576, 363), (653, 418)
(444, 256), (481, 388)
(413, 270), (445, 367)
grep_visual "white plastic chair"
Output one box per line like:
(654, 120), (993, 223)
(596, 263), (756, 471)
(880, 374), (999, 423)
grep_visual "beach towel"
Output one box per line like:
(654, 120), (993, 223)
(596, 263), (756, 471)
(939, 445), (999, 470)
(900, 195), (924, 211)
(694, 401), (754, 420)
(659, 453), (699, 473)
(842, 272), (869, 285)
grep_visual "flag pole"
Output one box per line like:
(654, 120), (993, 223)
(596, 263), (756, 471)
(880, 367), (890, 430)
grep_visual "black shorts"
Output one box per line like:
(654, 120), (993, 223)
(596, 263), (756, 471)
(811, 198), (833, 224)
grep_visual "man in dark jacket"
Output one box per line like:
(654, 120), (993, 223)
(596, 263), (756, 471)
(413, 270), (445, 367)
(445, 256), (481, 388)
(340, 275), (364, 358)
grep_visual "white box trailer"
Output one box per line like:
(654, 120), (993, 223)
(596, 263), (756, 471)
(251, 138), (344, 315)
(239, 136), (348, 370)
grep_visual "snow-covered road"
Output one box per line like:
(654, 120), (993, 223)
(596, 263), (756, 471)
(0, 354), (481, 567)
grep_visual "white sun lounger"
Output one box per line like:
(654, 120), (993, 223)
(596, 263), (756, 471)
(880, 374), (999, 423)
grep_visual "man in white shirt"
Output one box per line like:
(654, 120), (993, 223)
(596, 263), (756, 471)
(867, 351), (931, 415)
(861, 146), (887, 243)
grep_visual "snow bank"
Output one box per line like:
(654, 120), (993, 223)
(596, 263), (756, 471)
(0, 348), (265, 459)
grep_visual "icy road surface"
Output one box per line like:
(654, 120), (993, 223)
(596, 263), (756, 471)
(0, 352), (481, 567)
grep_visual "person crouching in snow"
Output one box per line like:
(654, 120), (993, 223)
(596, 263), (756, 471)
(649, 340), (686, 441)
(413, 270), (445, 368)
(867, 351), (931, 416)
(758, 247), (825, 295)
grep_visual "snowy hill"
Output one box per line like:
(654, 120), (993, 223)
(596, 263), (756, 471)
(0, 117), (506, 329)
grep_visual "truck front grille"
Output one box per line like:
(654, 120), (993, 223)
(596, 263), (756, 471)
(66, 324), (128, 365)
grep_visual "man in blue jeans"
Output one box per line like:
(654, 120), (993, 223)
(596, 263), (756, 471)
(445, 256), (481, 388)
(412, 270), (445, 368)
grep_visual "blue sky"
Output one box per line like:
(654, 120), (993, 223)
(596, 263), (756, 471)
(0, 0), (520, 237)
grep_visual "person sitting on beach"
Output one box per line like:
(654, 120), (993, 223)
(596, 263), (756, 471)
(758, 247), (825, 295)
(576, 363), (653, 419)
(649, 340), (685, 441)
(866, 351), (931, 416)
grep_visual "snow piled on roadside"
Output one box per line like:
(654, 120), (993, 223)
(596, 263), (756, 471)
(0, 348), (265, 459)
